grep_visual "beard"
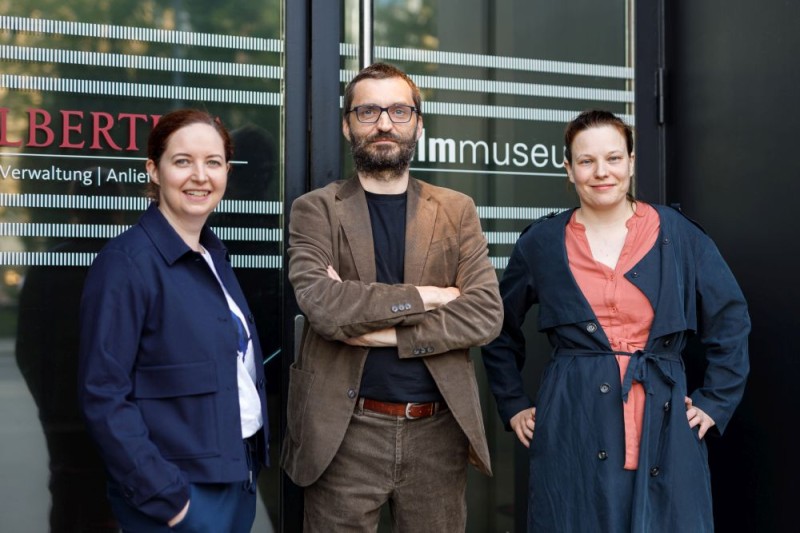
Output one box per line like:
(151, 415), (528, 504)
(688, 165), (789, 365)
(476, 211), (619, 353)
(349, 129), (418, 181)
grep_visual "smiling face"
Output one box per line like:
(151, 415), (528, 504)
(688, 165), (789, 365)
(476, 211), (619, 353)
(146, 122), (228, 231)
(564, 125), (635, 213)
(342, 77), (423, 181)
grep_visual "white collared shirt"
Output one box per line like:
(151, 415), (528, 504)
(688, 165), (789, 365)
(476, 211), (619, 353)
(199, 248), (263, 438)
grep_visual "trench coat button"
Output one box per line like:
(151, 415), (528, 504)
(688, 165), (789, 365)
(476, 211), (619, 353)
(347, 389), (357, 399)
(600, 383), (611, 394)
(597, 450), (608, 460)
(586, 322), (598, 333)
(664, 401), (671, 411)
(650, 466), (660, 477)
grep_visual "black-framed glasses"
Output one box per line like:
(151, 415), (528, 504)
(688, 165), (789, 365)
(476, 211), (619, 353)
(346, 104), (418, 124)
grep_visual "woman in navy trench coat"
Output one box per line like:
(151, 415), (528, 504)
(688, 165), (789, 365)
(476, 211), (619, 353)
(482, 110), (750, 532)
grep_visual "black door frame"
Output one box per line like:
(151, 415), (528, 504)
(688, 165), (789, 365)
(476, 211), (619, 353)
(281, 0), (343, 529)
(634, 0), (666, 204)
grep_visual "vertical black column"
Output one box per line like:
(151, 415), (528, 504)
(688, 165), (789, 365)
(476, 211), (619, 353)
(634, 0), (666, 204)
(282, 0), (342, 530)
(281, 0), (309, 530)
(310, 0), (344, 189)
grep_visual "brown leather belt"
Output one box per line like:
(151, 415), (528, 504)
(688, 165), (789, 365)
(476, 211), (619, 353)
(359, 397), (446, 419)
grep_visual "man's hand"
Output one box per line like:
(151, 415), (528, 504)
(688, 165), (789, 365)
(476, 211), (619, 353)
(326, 265), (343, 282)
(685, 396), (716, 439)
(344, 328), (398, 347)
(510, 407), (536, 448)
(416, 286), (461, 311)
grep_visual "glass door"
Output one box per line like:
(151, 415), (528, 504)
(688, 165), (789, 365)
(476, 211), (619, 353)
(343, 1), (635, 530)
(0, 2), (284, 530)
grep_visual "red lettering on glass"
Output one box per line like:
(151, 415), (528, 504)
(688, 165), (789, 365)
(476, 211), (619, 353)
(27, 109), (55, 147)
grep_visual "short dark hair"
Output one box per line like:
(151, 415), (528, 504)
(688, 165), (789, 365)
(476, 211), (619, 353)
(145, 109), (233, 202)
(342, 62), (422, 119)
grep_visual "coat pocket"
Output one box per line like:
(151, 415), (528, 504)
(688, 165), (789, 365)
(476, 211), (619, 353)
(287, 363), (315, 445)
(134, 360), (219, 460)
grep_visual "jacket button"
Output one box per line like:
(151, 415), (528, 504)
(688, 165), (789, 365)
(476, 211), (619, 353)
(663, 338), (672, 347)
(391, 305), (399, 312)
(347, 389), (357, 399)
(426, 346), (434, 353)
(631, 271), (639, 278)
(600, 383), (611, 394)
(662, 238), (670, 245)
(413, 348), (421, 355)
(586, 322), (597, 333)
(664, 401), (671, 411)
(597, 450), (608, 461)
(650, 466), (660, 477)
(248, 313), (255, 323)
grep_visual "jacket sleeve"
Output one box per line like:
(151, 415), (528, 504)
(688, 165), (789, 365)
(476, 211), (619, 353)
(689, 235), (751, 435)
(288, 193), (426, 341)
(78, 249), (189, 523)
(395, 198), (503, 356)
(480, 237), (537, 426)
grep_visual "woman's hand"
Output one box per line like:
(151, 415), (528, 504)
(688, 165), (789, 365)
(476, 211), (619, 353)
(167, 500), (190, 527)
(510, 407), (536, 448)
(685, 396), (716, 439)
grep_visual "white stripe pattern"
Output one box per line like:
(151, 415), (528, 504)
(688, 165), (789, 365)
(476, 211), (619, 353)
(0, 45), (281, 79)
(0, 251), (283, 269)
(340, 43), (633, 79)
(0, 75), (281, 106)
(0, 194), (283, 215)
(0, 223), (282, 242)
(0, 16), (282, 52)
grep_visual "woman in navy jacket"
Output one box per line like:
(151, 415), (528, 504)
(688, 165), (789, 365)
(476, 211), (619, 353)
(79, 109), (269, 532)
(482, 110), (749, 532)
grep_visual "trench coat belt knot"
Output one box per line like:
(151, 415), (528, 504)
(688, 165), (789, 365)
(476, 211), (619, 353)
(553, 348), (683, 401)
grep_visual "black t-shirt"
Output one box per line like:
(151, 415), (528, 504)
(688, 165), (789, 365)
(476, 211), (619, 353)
(358, 190), (443, 402)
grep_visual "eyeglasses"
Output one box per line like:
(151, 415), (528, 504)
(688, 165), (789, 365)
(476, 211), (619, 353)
(346, 104), (418, 124)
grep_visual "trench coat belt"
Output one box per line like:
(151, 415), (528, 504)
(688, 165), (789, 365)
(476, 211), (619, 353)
(553, 348), (682, 401)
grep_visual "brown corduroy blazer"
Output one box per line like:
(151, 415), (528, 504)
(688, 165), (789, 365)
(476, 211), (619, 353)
(281, 176), (502, 486)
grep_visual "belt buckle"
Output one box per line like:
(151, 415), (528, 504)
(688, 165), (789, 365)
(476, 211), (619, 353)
(405, 402), (422, 420)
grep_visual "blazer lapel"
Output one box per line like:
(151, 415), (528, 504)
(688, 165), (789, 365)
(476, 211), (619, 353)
(404, 178), (437, 286)
(336, 178), (377, 283)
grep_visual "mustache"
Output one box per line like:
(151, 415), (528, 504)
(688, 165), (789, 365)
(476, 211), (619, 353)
(365, 133), (401, 143)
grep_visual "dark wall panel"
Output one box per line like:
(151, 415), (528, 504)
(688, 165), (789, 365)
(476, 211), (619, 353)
(665, 1), (800, 530)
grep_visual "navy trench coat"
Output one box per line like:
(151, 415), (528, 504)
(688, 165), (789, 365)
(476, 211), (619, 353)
(482, 205), (750, 532)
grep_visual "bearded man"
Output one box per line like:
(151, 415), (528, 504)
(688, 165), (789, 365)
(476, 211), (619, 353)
(281, 62), (502, 532)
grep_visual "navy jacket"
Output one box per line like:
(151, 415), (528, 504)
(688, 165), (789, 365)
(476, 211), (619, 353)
(79, 204), (269, 523)
(482, 204), (750, 532)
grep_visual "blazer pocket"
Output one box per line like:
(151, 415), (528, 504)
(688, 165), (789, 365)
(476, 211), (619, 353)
(287, 363), (315, 445)
(134, 361), (219, 460)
